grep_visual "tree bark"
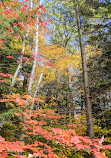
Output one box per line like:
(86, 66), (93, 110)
(23, 72), (28, 91)
(74, 0), (95, 138)
(68, 72), (73, 123)
(10, 0), (33, 88)
(11, 29), (29, 87)
(31, 72), (43, 110)
(27, 0), (43, 96)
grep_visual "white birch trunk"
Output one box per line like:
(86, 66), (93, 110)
(27, 21), (39, 94)
(30, 0), (33, 9)
(27, 0), (43, 95)
(31, 72), (43, 109)
(11, 39), (25, 87)
(11, 0), (33, 87)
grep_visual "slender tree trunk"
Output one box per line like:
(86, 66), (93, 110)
(5, 29), (29, 108)
(31, 72), (43, 109)
(23, 72), (28, 92)
(27, 0), (43, 96)
(68, 73), (73, 112)
(27, 22), (39, 94)
(68, 73), (73, 123)
(74, 0), (95, 138)
(11, 39), (25, 87)
(11, 29), (29, 87)
(11, 0), (31, 88)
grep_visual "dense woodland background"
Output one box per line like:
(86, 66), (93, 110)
(0, 0), (111, 158)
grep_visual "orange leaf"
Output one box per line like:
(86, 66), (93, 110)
(94, 152), (108, 158)
(22, 135), (28, 138)
(22, 95), (32, 100)
(15, 113), (21, 116)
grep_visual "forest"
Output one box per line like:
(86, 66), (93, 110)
(0, 0), (111, 157)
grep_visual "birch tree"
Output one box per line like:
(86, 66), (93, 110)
(31, 71), (43, 109)
(11, 29), (29, 87)
(10, 0), (33, 88)
(27, 0), (43, 96)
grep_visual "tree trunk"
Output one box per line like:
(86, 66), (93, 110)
(11, 29), (29, 87)
(10, 0), (32, 88)
(27, 22), (39, 95)
(74, 0), (95, 138)
(23, 72), (28, 92)
(27, 0), (43, 96)
(31, 72), (43, 110)
(68, 73), (73, 123)
(5, 29), (30, 109)
(69, 73), (73, 110)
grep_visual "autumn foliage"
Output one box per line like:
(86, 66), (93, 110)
(0, 96), (111, 157)
(0, 0), (111, 158)
(0, 91), (110, 158)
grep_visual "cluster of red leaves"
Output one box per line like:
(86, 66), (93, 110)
(0, 0), (51, 69)
(52, 128), (111, 158)
(0, 107), (111, 158)
(5, 54), (52, 67)
(0, 136), (25, 158)
(18, 109), (66, 157)
(0, 134), (57, 158)
(20, 109), (64, 141)
(22, 110), (111, 158)
(0, 73), (12, 78)
(6, 55), (32, 65)
(0, 1), (49, 30)
(0, 73), (13, 84)
(0, 40), (4, 46)
(31, 55), (53, 67)
(0, 93), (44, 106)
(6, 56), (14, 59)
(0, 109), (63, 158)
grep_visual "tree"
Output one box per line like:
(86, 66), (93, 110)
(27, 0), (43, 96)
(47, 0), (95, 138)
(74, 0), (94, 138)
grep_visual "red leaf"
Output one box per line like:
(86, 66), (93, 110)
(76, 144), (85, 150)
(72, 124), (77, 128)
(94, 152), (108, 158)
(22, 95), (32, 100)
(6, 73), (13, 78)
(0, 151), (8, 158)
(0, 99), (8, 103)
(22, 135), (28, 138)
(71, 136), (81, 144)
(0, 73), (7, 77)
(39, 5), (43, 8)
(52, 128), (62, 135)
(15, 113), (21, 116)
(0, 80), (8, 84)
(16, 98), (27, 105)
(6, 56), (14, 58)
(35, 98), (44, 103)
